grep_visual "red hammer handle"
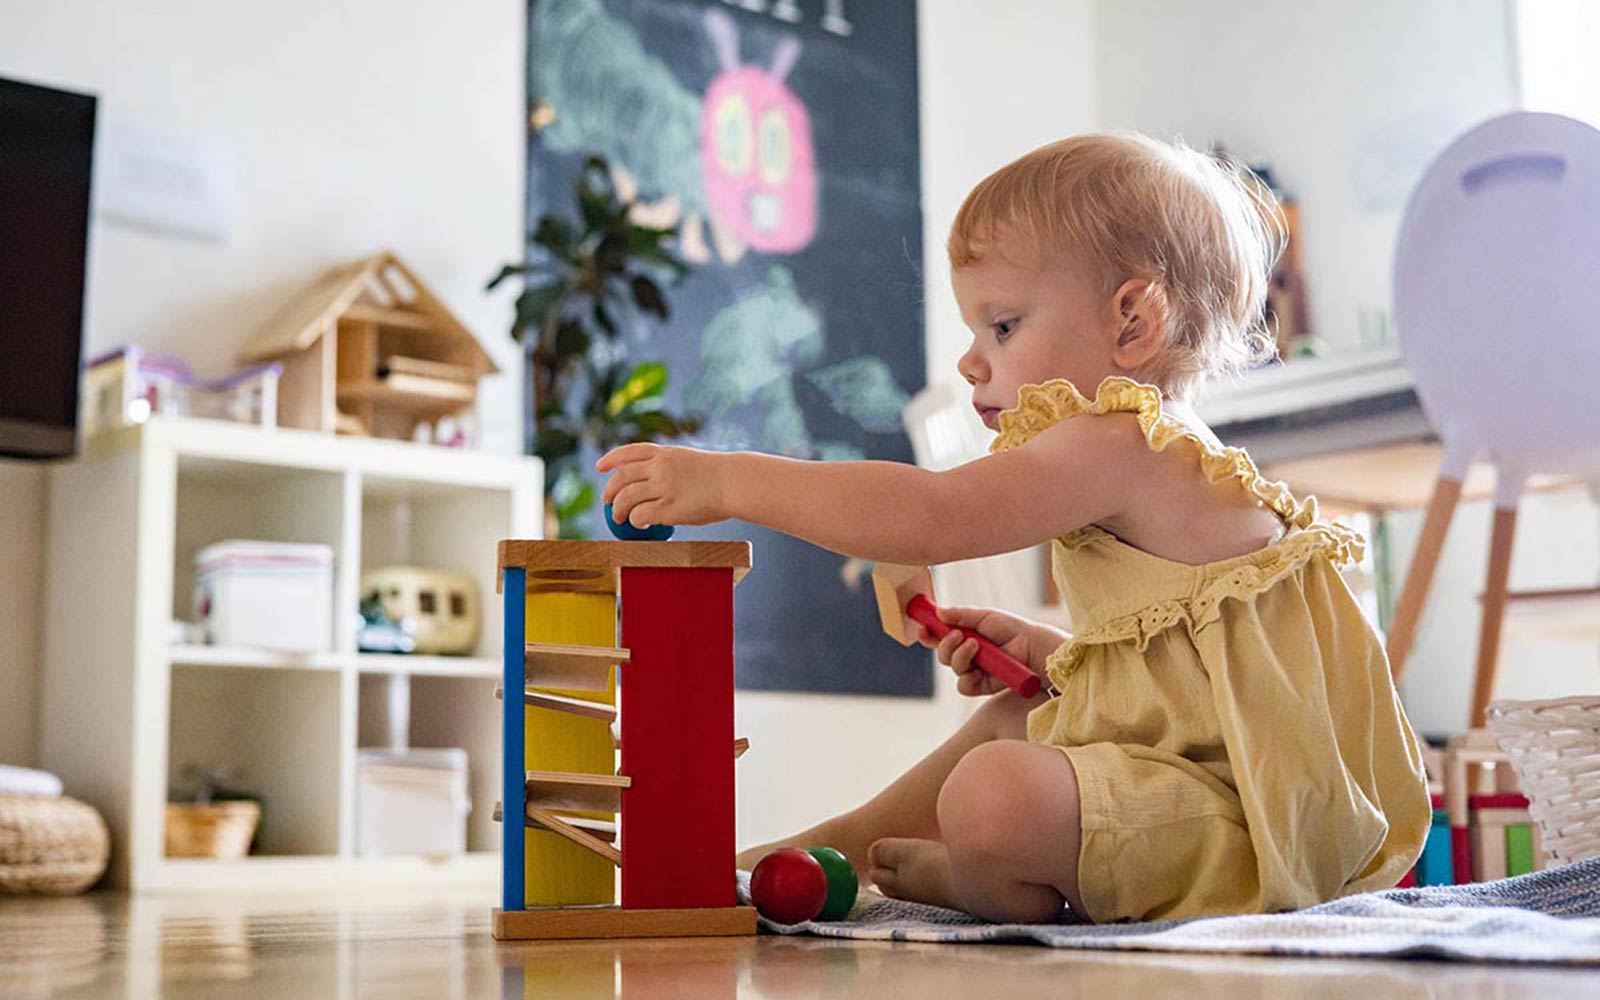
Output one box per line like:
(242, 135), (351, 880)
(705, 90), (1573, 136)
(906, 594), (1042, 698)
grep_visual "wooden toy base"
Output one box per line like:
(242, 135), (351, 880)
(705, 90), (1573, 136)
(491, 905), (757, 941)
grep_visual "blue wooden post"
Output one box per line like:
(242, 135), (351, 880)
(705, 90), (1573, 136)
(501, 566), (526, 911)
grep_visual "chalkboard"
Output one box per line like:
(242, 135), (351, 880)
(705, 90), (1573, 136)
(526, 0), (930, 696)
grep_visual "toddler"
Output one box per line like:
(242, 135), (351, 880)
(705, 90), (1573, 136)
(597, 132), (1430, 924)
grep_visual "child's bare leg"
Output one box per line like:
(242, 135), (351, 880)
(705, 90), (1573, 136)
(872, 741), (1087, 922)
(735, 689), (1044, 876)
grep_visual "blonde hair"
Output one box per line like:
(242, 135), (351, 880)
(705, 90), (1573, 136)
(947, 132), (1286, 397)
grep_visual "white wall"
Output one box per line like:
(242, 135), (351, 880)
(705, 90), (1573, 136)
(0, 0), (1098, 845)
(733, 0), (1098, 848)
(0, 464), (45, 766)
(1093, 0), (1518, 350)
(0, 0), (525, 766)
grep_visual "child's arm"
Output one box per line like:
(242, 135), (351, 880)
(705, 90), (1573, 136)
(597, 413), (1140, 565)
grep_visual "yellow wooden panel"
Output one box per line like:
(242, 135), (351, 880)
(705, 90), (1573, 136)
(523, 589), (617, 906)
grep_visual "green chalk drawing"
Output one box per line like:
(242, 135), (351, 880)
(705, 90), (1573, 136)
(804, 357), (910, 433)
(531, 0), (705, 213)
(687, 266), (909, 459)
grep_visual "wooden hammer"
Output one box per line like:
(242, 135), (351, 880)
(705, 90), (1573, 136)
(871, 564), (1041, 698)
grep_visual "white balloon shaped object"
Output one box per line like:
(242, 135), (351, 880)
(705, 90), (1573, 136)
(1394, 111), (1600, 499)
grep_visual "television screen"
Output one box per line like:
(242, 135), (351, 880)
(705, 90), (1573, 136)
(0, 76), (96, 459)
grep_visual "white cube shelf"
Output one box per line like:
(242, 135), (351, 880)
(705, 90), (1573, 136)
(39, 416), (541, 891)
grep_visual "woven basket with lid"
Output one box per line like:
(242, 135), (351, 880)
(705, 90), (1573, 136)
(0, 794), (110, 895)
(1486, 695), (1600, 865)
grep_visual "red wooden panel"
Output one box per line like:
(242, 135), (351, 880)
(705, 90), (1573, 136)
(619, 567), (736, 909)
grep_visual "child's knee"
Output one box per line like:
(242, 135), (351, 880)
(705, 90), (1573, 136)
(937, 741), (1035, 859)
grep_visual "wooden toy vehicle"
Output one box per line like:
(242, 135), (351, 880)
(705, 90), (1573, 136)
(361, 566), (480, 655)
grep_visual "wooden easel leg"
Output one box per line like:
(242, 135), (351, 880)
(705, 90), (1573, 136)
(1387, 475), (1464, 679)
(1471, 504), (1518, 728)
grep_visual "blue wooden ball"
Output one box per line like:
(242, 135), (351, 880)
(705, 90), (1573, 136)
(604, 503), (674, 541)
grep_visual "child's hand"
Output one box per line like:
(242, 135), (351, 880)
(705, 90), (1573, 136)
(596, 443), (731, 528)
(916, 606), (1055, 697)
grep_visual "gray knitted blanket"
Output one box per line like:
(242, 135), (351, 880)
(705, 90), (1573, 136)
(739, 857), (1600, 964)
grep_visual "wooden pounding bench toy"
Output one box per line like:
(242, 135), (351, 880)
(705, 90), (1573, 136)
(493, 538), (756, 940)
(872, 563), (1042, 698)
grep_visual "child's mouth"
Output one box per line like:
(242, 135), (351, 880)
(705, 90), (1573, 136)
(974, 403), (1001, 429)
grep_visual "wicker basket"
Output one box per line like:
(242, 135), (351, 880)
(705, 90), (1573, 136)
(1485, 695), (1600, 865)
(0, 794), (110, 895)
(165, 801), (260, 860)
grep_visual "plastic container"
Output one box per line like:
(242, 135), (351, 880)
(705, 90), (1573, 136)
(193, 541), (334, 653)
(354, 748), (470, 858)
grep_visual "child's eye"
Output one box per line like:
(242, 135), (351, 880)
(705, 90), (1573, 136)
(992, 319), (1017, 341)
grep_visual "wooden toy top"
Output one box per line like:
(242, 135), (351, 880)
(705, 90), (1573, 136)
(497, 539), (752, 591)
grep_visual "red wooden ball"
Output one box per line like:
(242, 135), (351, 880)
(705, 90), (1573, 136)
(750, 848), (828, 924)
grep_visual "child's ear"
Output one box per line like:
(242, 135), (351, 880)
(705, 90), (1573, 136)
(1109, 278), (1165, 372)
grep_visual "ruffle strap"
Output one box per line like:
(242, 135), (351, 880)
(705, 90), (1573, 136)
(1040, 524), (1360, 689)
(990, 376), (1362, 543)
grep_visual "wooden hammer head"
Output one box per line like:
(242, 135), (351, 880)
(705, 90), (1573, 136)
(872, 563), (935, 646)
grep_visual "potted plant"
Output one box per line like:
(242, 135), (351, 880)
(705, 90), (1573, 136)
(489, 155), (700, 538)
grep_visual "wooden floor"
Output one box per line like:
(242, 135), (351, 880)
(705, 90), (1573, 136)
(1, 888), (1596, 998)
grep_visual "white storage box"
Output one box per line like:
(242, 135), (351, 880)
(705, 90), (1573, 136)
(193, 540), (333, 653)
(355, 748), (470, 858)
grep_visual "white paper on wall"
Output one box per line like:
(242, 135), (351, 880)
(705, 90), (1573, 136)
(94, 123), (236, 242)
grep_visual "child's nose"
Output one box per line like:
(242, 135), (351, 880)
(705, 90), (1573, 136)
(957, 343), (986, 386)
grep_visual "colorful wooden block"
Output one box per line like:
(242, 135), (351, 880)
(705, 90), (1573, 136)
(619, 566), (737, 910)
(496, 540), (753, 939)
(1507, 824), (1536, 875)
(1419, 798), (1454, 887)
(521, 588), (619, 907)
(501, 567), (525, 912)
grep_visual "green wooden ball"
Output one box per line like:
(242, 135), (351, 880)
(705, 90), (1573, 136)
(807, 846), (858, 921)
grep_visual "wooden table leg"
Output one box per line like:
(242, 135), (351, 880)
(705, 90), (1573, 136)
(1471, 504), (1518, 728)
(1387, 475), (1464, 679)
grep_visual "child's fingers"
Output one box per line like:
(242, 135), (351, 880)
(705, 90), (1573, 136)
(627, 499), (666, 528)
(949, 634), (979, 674)
(595, 442), (657, 473)
(956, 670), (992, 697)
(600, 462), (651, 504)
(934, 630), (965, 666)
(936, 605), (983, 627)
(609, 482), (660, 525)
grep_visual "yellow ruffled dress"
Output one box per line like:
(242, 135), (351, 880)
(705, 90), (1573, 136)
(991, 377), (1431, 924)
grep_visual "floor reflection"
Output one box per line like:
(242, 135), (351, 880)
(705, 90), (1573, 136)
(1, 890), (1597, 999)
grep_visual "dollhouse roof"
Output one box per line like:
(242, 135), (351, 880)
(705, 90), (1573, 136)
(239, 250), (498, 374)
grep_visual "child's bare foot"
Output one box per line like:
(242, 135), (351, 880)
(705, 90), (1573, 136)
(867, 837), (962, 911)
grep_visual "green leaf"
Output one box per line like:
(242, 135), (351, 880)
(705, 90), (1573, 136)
(532, 216), (577, 259)
(533, 422), (579, 465)
(551, 468), (596, 516)
(486, 263), (534, 292)
(605, 361), (668, 417)
(592, 302), (618, 339)
(630, 276), (669, 319)
(514, 282), (567, 337)
(553, 319), (590, 358)
(578, 181), (617, 234)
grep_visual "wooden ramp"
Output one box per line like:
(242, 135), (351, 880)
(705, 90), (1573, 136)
(524, 642), (630, 692)
(495, 683), (618, 723)
(524, 770), (630, 813)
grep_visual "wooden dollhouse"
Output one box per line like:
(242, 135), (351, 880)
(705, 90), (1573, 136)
(239, 251), (497, 440)
(493, 539), (756, 939)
